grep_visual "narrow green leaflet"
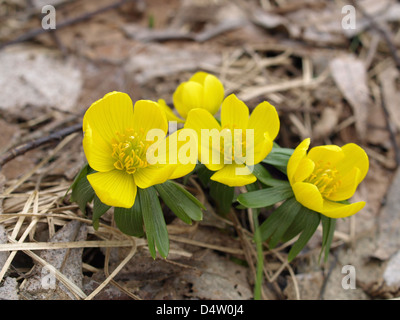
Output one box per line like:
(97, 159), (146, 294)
(65, 163), (89, 198)
(263, 146), (293, 160)
(287, 208), (321, 262)
(262, 146), (294, 174)
(320, 215), (336, 263)
(280, 204), (311, 243)
(209, 180), (234, 215)
(114, 197), (144, 237)
(237, 184), (294, 209)
(155, 180), (204, 224)
(258, 197), (301, 244)
(253, 164), (290, 187)
(139, 187), (169, 259)
(92, 195), (111, 230)
(268, 203), (301, 249)
(70, 171), (95, 214)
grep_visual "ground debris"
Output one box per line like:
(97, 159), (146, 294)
(0, 0), (399, 301)
(20, 220), (87, 300)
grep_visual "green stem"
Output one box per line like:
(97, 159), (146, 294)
(252, 209), (264, 300)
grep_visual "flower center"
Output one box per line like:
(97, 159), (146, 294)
(305, 160), (341, 197)
(220, 125), (246, 164)
(111, 128), (149, 174)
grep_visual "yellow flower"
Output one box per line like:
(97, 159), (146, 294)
(184, 94), (280, 187)
(287, 138), (369, 218)
(82, 91), (181, 209)
(160, 71), (224, 123)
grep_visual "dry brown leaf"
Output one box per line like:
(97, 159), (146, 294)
(313, 107), (340, 140)
(330, 55), (372, 140)
(284, 272), (324, 300)
(124, 44), (222, 85)
(342, 0), (400, 38)
(0, 225), (7, 271)
(378, 67), (400, 130)
(373, 168), (400, 261)
(0, 277), (19, 300)
(178, 250), (253, 300)
(20, 220), (87, 300)
(0, 45), (82, 113)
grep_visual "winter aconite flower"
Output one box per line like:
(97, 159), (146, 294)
(160, 71), (224, 123)
(82, 91), (180, 208)
(184, 94), (280, 187)
(287, 138), (369, 218)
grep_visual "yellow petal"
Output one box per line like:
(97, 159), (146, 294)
(287, 138), (310, 184)
(170, 163), (196, 180)
(246, 131), (273, 165)
(320, 200), (365, 219)
(184, 108), (223, 169)
(292, 181), (323, 212)
(82, 92), (134, 172)
(189, 71), (209, 84)
(326, 167), (360, 201)
(184, 108), (221, 135)
(82, 122), (115, 172)
(173, 81), (203, 119)
(246, 101), (280, 165)
(293, 157), (315, 183)
(210, 164), (257, 187)
(83, 91), (134, 143)
(163, 129), (197, 179)
(133, 100), (168, 136)
(248, 101), (280, 143)
(133, 165), (175, 189)
(202, 74), (224, 115)
(157, 99), (184, 123)
(221, 94), (249, 130)
(337, 143), (369, 184)
(87, 170), (137, 208)
(307, 145), (344, 166)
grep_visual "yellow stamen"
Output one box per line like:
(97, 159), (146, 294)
(111, 128), (149, 174)
(306, 160), (341, 197)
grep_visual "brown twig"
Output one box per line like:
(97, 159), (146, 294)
(0, 123), (82, 168)
(0, 0), (131, 50)
(124, 19), (245, 43)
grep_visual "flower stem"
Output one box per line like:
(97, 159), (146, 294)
(252, 209), (264, 300)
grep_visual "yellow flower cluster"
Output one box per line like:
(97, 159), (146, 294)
(82, 71), (369, 219)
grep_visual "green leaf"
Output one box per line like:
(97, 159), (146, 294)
(262, 147), (294, 175)
(92, 195), (111, 230)
(245, 181), (259, 193)
(155, 180), (204, 224)
(114, 198), (144, 237)
(262, 148), (293, 167)
(268, 203), (302, 249)
(280, 205), (312, 243)
(319, 215), (336, 263)
(65, 163), (89, 198)
(287, 208), (321, 262)
(253, 164), (290, 187)
(258, 197), (301, 243)
(237, 185), (294, 208)
(139, 187), (169, 259)
(70, 172), (95, 214)
(209, 180), (234, 215)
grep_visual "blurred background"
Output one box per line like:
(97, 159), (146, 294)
(0, 0), (399, 300)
